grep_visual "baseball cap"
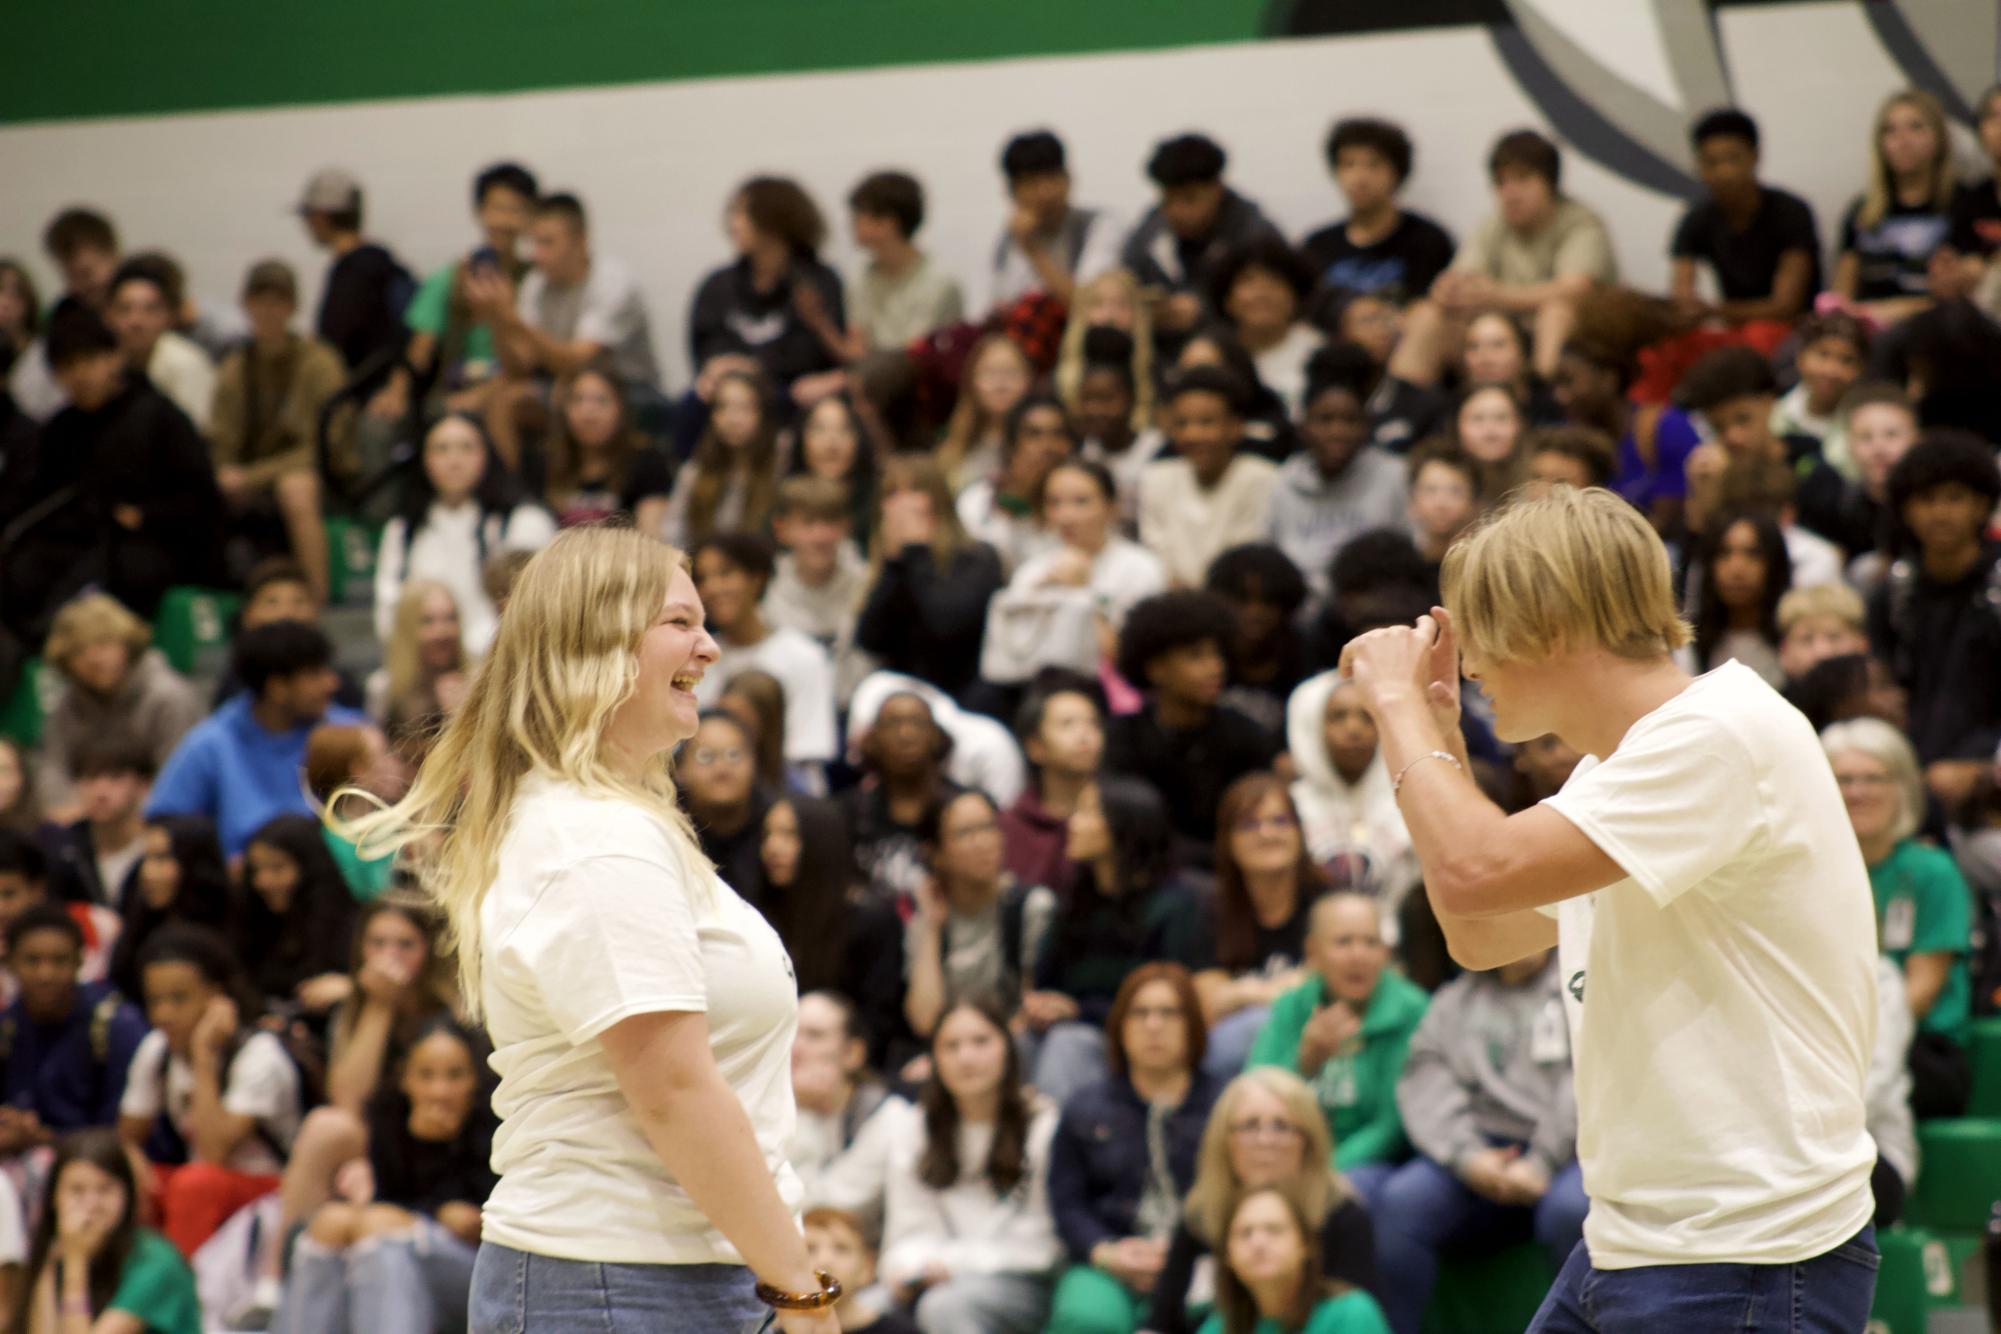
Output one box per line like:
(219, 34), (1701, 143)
(296, 168), (362, 215)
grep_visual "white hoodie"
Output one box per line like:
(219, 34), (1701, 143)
(1285, 669), (1420, 935)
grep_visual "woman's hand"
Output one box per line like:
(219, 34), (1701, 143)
(1018, 990), (1078, 1032)
(355, 952), (413, 1007)
(332, 1157), (375, 1204)
(295, 973), (354, 1014)
(1340, 613), (1441, 718)
(434, 1201), (482, 1247)
(192, 996), (239, 1059)
(55, 1192), (117, 1263)
(1039, 548), (1092, 588)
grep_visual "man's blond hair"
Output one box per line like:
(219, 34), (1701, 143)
(1776, 582), (1865, 637)
(1442, 486), (1690, 665)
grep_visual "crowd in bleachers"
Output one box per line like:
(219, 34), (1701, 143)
(0, 78), (1995, 1334)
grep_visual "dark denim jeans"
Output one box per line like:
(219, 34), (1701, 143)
(1527, 1225), (1878, 1334)
(469, 1242), (774, 1334)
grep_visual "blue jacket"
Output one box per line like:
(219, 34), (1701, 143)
(0, 981), (149, 1132)
(1047, 1070), (1223, 1260)
(145, 695), (366, 856)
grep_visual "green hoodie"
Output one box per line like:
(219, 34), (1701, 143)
(1246, 969), (1431, 1170)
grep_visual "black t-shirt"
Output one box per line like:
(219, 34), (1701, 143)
(367, 1102), (498, 1216)
(1948, 178), (2001, 258)
(553, 446), (676, 527)
(1670, 186), (1821, 302)
(1103, 704), (1281, 860)
(1300, 210), (1457, 308)
(1839, 196), (1951, 302)
(1193, 893), (1312, 978)
(317, 243), (411, 374)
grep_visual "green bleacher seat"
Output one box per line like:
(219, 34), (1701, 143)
(1872, 1225), (1934, 1334)
(325, 515), (381, 607)
(153, 586), (241, 676)
(1421, 1242), (1554, 1334)
(1910, 1117), (2001, 1232)
(1966, 1016), (2001, 1118)
(0, 658), (45, 747)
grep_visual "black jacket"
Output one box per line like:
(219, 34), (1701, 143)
(1868, 544), (2001, 763)
(854, 542), (1004, 704)
(687, 255), (845, 391)
(1121, 188), (1282, 300)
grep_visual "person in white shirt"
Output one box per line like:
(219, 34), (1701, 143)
(985, 131), (1123, 316)
(1139, 367), (1279, 589)
(1340, 485), (1879, 1333)
(1210, 237), (1324, 418)
(106, 259), (215, 431)
(372, 414), (556, 656)
(345, 526), (838, 1332)
(873, 998), (1061, 1334)
(1003, 458), (1166, 673)
(691, 532), (839, 772)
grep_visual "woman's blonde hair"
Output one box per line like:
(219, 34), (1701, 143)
(1185, 1067), (1346, 1244)
(1053, 269), (1155, 429)
(44, 594), (151, 676)
(1821, 717), (1924, 846)
(936, 333), (1032, 488)
(338, 525), (702, 1016)
(869, 454), (972, 585)
(1442, 485), (1691, 668)
(1858, 89), (1956, 231)
(382, 579), (465, 708)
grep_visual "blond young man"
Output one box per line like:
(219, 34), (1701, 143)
(1775, 582), (1869, 683)
(1341, 486), (1878, 1333)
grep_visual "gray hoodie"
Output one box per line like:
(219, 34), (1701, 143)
(1396, 954), (1578, 1177)
(41, 649), (205, 810)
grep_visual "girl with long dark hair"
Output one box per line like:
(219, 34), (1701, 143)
(664, 366), (785, 546)
(106, 816), (233, 1000)
(237, 814), (361, 1020)
(546, 356), (674, 532)
(1691, 508), (1792, 686)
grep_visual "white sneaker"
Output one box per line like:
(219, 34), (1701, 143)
(227, 1274), (284, 1330)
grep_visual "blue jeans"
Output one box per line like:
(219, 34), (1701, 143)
(1526, 1226), (1878, 1334)
(469, 1242), (773, 1334)
(1201, 1005), (1270, 1079)
(276, 1218), (478, 1334)
(1372, 1155), (1591, 1334)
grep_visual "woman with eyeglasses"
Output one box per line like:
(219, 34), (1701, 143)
(1144, 1068), (1378, 1334)
(1044, 964), (1222, 1334)
(676, 711), (774, 913)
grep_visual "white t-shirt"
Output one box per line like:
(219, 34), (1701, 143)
(1540, 661), (1877, 1268)
(695, 627), (839, 765)
(119, 1029), (302, 1174)
(477, 775), (802, 1264)
(518, 255), (662, 389)
(1010, 537), (1167, 631)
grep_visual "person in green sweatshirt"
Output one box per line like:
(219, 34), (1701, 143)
(1246, 890), (1429, 1200)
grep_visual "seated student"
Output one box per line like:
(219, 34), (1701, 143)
(1708, 453), (1845, 590)
(1211, 238), (1325, 416)
(789, 992), (898, 1200)
(474, 191), (662, 467)
(1688, 507), (1793, 687)
(1140, 368), (1281, 589)
(717, 670), (807, 797)
(661, 363), (784, 546)
(958, 394), (1074, 578)
(0, 905), (147, 1149)
(209, 259), (343, 602)
(295, 168), (412, 384)
(1825, 718), (1976, 1119)
(1375, 308), (1561, 456)
(1550, 330), (1699, 535)
(1046, 965), (1223, 1334)
(1785, 651), (1912, 742)
(1175, 326), (1298, 463)
(691, 534), (838, 774)
(1371, 950), (1584, 1334)
(1401, 131), (1617, 384)
(103, 817), (232, 1002)
(1287, 673), (1418, 921)
(804, 1207), (922, 1334)
(272, 1018), (494, 1334)
(905, 789), (1054, 1045)
(1835, 89), (1957, 326)
(1777, 582), (1870, 685)
(791, 391), (881, 535)
(1301, 117), (1456, 310)
(543, 356), (675, 530)
(936, 332), (1035, 493)
(674, 711), (772, 906)
(368, 161), (539, 428)
(237, 814), (359, 1022)
(1193, 774), (1325, 1078)
(1207, 545), (1313, 735)
(104, 256), (215, 432)
(1404, 440), (1479, 577)
(1266, 344), (1407, 598)
(209, 557), (365, 709)
(1148, 1068), (1380, 1334)
(1006, 459), (1166, 667)
(856, 455), (1006, 705)
(1202, 1181), (1391, 1334)
(1106, 591), (1281, 861)
(689, 175), (847, 405)
(1866, 432), (2001, 802)
(1813, 383), (1920, 575)
(2, 830), (122, 999)
(373, 412), (553, 656)
(985, 129), (1124, 314)
(876, 999), (1062, 1334)
(5, 306), (223, 634)
(1669, 108), (1820, 330)
(844, 170), (965, 354)
(765, 475), (876, 706)
(1071, 325), (1167, 523)
(366, 579), (467, 729)
(119, 925), (302, 1257)
(45, 736), (153, 912)
(1770, 312), (1867, 477)
(998, 673), (1104, 895)
(14, 1128), (204, 1334)
(1027, 778), (1207, 1106)
(843, 688), (964, 912)
(1522, 424), (1616, 492)
(1247, 893), (1429, 1193)
(1677, 345), (1843, 539)
(36, 595), (202, 820)
(6, 207), (116, 422)
(1446, 382), (1529, 503)
(146, 621), (365, 858)
(1122, 135), (1283, 349)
